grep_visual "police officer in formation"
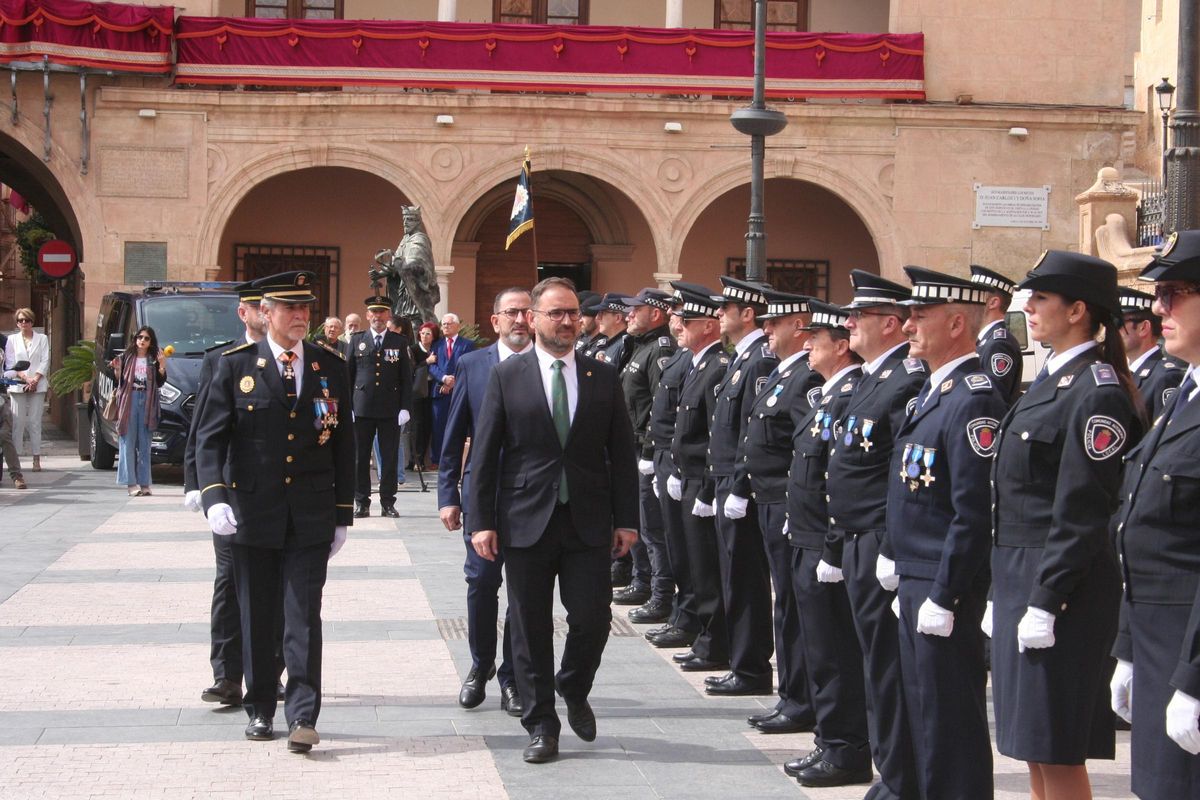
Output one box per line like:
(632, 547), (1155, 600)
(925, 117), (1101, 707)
(592, 293), (631, 366)
(970, 264), (1024, 406)
(1118, 285), (1186, 421)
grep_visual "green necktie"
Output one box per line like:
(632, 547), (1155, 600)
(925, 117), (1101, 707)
(551, 359), (570, 504)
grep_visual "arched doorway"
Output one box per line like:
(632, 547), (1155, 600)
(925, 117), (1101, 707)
(679, 178), (881, 302)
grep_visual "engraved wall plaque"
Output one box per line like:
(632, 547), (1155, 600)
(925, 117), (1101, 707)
(124, 242), (168, 283)
(99, 147), (188, 199)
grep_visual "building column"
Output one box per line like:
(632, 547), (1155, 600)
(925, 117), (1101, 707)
(588, 243), (635, 292)
(434, 265), (455, 319)
(665, 0), (683, 27)
(437, 0), (457, 22)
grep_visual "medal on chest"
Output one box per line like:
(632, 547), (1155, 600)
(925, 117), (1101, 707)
(313, 377), (339, 445)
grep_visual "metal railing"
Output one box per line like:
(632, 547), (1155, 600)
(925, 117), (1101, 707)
(1137, 181), (1167, 248)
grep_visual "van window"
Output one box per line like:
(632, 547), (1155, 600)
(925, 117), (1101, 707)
(142, 296), (243, 355)
(1005, 311), (1029, 351)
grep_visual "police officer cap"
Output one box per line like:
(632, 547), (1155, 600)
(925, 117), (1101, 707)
(842, 269), (910, 310)
(969, 264), (1017, 296)
(758, 289), (812, 321)
(625, 287), (674, 312)
(671, 285), (722, 319)
(670, 281), (722, 306)
(364, 295), (391, 311)
(1118, 286), (1156, 315)
(803, 299), (851, 331)
(1139, 230), (1200, 282)
(236, 280), (263, 304)
(1017, 250), (1120, 318)
(577, 290), (600, 307)
(719, 275), (771, 307)
(598, 293), (631, 313)
(254, 271), (318, 304)
(580, 297), (603, 317)
(901, 265), (990, 306)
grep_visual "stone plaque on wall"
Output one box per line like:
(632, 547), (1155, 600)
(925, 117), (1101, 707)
(124, 242), (167, 284)
(99, 147), (188, 199)
(973, 184), (1050, 230)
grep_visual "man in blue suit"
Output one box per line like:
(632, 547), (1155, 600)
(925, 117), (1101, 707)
(439, 288), (531, 716)
(429, 312), (475, 465)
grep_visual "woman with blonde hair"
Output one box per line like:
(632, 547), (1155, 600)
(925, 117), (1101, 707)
(6, 307), (49, 471)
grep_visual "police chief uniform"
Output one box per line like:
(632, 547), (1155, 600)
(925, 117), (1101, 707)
(195, 271), (355, 748)
(824, 270), (924, 800)
(1113, 231), (1200, 799)
(348, 297), (414, 518)
(970, 264), (1024, 406)
(991, 251), (1141, 767)
(703, 276), (777, 696)
(665, 286), (730, 667)
(784, 300), (871, 785)
(1120, 286), (1185, 421)
(888, 267), (1005, 799)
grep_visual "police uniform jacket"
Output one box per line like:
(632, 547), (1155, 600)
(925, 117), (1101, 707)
(184, 338), (242, 493)
(823, 345), (926, 565)
(787, 368), (861, 551)
(887, 359), (1005, 608)
(669, 344), (729, 480)
(619, 326), (676, 451)
(702, 333), (778, 503)
(597, 330), (630, 367)
(977, 320), (1023, 407)
(734, 355), (822, 504)
(646, 348), (691, 458)
(1132, 347), (1185, 422)
(347, 329), (413, 418)
(195, 338), (356, 548)
(579, 332), (607, 359)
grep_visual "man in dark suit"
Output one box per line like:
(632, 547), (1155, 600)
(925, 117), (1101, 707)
(438, 286), (532, 717)
(428, 312), (475, 465)
(347, 296), (413, 518)
(469, 277), (640, 764)
(195, 270), (355, 754)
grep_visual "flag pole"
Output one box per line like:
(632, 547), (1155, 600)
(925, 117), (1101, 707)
(527, 146), (540, 278)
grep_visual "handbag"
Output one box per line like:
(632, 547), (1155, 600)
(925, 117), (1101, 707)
(101, 393), (119, 422)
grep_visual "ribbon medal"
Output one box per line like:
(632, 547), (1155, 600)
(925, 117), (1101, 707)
(859, 418), (875, 452)
(821, 413), (832, 441)
(899, 443), (913, 481)
(921, 448), (937, 487)
(844, 416), (858, 447)
(766, 383), (784, 408)
(906, 445), (924, 479)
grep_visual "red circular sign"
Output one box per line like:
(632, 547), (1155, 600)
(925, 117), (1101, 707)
(36, 239), (77, 279)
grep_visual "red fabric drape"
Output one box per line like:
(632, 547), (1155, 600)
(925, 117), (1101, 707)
(175, 18), (923, 99)
(0, 0), (173, 72)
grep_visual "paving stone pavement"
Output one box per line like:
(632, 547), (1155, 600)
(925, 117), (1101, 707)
(0, 443), (1135, 799)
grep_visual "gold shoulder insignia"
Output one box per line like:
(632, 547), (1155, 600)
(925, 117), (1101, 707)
(221, 341), (254, 356)
(319, 342), (347, 360)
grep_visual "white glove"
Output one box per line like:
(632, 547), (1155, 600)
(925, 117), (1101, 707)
(875, 554), (899, 591)
(816, 559), (844, 583)
(666, 474), (683, 502)
(1166, 690), (1200, 755)
(398, 409), (410, 426)
(723, 494), (749, 520)
(692, 498), (715, 517)
(981, 600), (994, 638)
(782, 519), (789, 535)
(183, 490), (202, 513)
(329, 525), (347, 559)
(916, 597), (954, 637)
(652, 475), (660, 498)
(637, 459), (655, 476)
(206, 503), (238, 537)
(891, 595), (901, 619)
(1110, 659), (1133, 724)
(1016, 606), (1056, 653)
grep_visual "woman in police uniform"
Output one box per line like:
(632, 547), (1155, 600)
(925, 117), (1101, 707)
(990, 251), (1142, 799)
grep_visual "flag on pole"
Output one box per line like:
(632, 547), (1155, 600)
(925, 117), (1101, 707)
(505, 148), (534, 250)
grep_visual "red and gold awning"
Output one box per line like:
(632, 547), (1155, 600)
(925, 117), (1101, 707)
(0, 0), (173, 73)
(175, 18), (924, 100)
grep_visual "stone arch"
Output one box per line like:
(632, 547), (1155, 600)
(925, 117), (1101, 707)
(0, 116), (93, 256)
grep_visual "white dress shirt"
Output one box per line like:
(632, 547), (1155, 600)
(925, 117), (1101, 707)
(863, 341), (908, 376)
(1128, 345), (1160, 373)
(497, 340), (532, 362)
(1045, 339), (1098, 377)
(534, 345), (578, 423)
(266, 336), (303, 397)
(734, 327), (765, 357)
(820, 364), (862, 396)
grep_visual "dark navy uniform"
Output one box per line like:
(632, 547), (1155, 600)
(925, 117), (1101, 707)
(976, 319), (1023, 406)
(647, 347), (693, 627)
(347, 320), (413, 514)
(596, 330), (629, 366)
(1132, 346), (1185, 421)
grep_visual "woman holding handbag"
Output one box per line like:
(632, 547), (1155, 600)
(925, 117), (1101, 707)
(110, 326), (167, 497)
(6, 308), (49, 471)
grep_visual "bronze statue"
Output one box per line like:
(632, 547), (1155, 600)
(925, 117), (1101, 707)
(370, 205), (440, 324)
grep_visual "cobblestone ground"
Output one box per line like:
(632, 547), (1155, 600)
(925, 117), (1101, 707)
(0, 439), (1134, 799)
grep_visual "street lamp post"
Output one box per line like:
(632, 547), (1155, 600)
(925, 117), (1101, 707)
(730, 0), (787, 282)
(1156, 77), (1176, 186)
(1166, 0), (1200, 234)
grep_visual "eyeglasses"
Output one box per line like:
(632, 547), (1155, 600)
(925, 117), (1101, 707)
(1154, 283), (1200, 314)
(135, 335), (151, 341)
(533, 308), (582, 322)
(847, 309), (900, 321)
(15, 318), (31, 324)
(496, 308), (531, 319)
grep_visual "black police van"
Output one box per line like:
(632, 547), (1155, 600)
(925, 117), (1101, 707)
(87, 282), (243, 469)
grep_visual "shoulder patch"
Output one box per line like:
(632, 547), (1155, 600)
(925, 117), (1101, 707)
(990, 353), (1013, 377)
(1084, 415), (1127, 461)
(992, 326), (1008, 340)
(754, 376), (768, 395)
(221, 341), (254, 356)
(659, 336), (672, 348)
(903, 358), (926, 374)
(966, 417), (999, 457)
(760, 343), (773, 358)
(906, 396), (918, 417)
(1091, 363), (1119, 386)
(806, 386), (823, 408)
(965, 373), (993, 392)
(1164, 386), (1179, 406)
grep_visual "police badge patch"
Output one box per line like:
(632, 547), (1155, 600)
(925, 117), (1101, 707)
(906, 397), (918, 417)
(806, 386), (822, 408)
(990, 353), (1013, 377)
(966, 417), (999, 457)
(1084, 415), (1126, 461)
(755, 376), (768, 395)
(1164, 387), (1179, 407)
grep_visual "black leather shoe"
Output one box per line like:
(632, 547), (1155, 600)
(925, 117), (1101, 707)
(784, 746), (825, 777)
(201, 678), (242, 705)
(244, 715), (274, 740)
(458, 664), (496, 709)
(353, 502), (369, 518)
(645, 627), (696, 649)
(523, 734), (559, 764)
(287, 719), (319, 753)
(672, 650), (697, 664)
(627, 598), (671, 624)
(705, 675), (773, 696)
(610, 562), (632, 588)
(565, 699), (597, 742)
(612, 585), (651, 606)
(380, 505), (400, 518)
(796, 759), (873, 788)
(679, 655), (730, 672)
(747, 708), (779, 726)
(755, 711), (815, 734)
(645, 623), (673, 638)
(500, 684), (523, 717)
(706, 672), (734, 687)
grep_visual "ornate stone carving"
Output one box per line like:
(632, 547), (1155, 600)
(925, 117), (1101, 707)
(657, 156), (693, 193)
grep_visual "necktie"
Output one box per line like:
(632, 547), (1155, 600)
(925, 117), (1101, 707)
(446, 338), (453, 359)
(915, 378), (934, 413)
(1029, 364), (1050, 388)
(374, 334), (383, 351)
(279, 351), (297, 403)
(551, 359), (570, 505)
(1167, 374), (1197, 424)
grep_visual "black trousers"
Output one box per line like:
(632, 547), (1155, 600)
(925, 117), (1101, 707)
(793, 546), (870, 770)
(231, 537), (329, 726)
(655, 449), (698, 632)
(504, 504), (612, 739)
(679, 476), (729, 661)
(355, 416), (398, 505)
(757, 501), (811, 719)
(637, 468), (673, 602)
(712, 474), (773, 683)
(842, 530), (919, 800)
(210, 533), (242, 682)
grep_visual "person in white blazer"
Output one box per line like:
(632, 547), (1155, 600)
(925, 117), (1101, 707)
(7, 308), (49, 471)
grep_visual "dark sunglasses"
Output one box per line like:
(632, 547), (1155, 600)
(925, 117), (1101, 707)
(135, 335), (151, 341)
(1154, 284), (1200, 314)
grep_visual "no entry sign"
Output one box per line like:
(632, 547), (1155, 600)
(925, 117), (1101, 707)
(36, 239), (77, 279)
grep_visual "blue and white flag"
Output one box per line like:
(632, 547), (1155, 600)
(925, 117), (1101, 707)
(505, 149), (534, 250)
